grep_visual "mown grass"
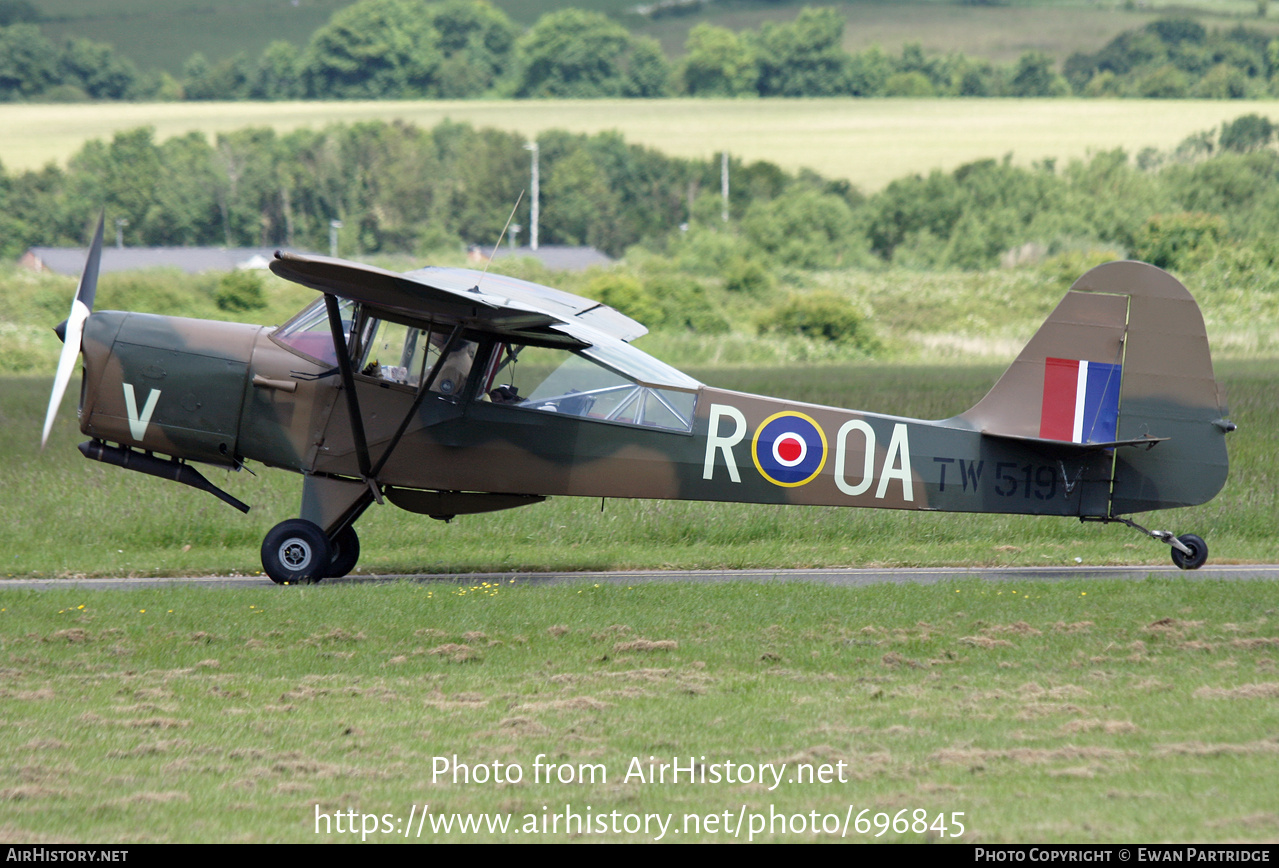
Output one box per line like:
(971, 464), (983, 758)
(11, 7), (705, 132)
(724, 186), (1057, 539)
(3, 254), (1276, 846)
(1, 578), (1277, 842)
(7, 98), (1279, 191)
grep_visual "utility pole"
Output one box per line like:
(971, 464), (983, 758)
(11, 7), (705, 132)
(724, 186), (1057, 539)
(721, 151), (729, 223)
(524, 141), (539, 250)
(329, 219), (343, 258)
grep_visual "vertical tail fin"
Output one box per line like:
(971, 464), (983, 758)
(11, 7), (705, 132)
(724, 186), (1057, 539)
(958, 261), (1231, 514)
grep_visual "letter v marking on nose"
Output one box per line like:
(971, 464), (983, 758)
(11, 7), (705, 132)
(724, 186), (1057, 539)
(123, 383), (161, 441)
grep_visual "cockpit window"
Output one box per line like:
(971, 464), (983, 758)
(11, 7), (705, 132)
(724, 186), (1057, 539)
(553, 323), (701, 389)
(358, 318), (426, 385)
(357, 316), (478, 395)
(275, 301), (478, 396)
(273, 298), (353, 365)
(481, 342), (696, 432)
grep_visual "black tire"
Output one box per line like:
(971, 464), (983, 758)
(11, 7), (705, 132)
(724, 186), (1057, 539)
(262, 519), (331, 584)
(1171, 533), (1208, 570)
(327, 525), (360, 578)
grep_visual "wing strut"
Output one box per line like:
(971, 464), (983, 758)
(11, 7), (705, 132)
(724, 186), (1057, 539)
(369, 323), (464, 479)
(322, 300), (467, 492)
(323, 294), (378, 500)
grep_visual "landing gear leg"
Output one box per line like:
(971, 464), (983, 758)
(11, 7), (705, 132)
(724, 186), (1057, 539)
(1091, 517), (1209, 570)
(285, 474), (374, 582)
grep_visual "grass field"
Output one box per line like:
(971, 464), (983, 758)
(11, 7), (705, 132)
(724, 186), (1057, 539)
(641, 0), (1276, 63)
(6, 98), (1279, 191)
(36, 0), (350, 76)
(4, 289), (1276, 842)
(2, 577), (1277, 842)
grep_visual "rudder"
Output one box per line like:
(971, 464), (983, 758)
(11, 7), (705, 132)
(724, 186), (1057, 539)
(958, 261), (1231, 515)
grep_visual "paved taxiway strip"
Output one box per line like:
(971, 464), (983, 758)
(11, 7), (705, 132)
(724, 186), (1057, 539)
(3, 564), (1278, 592)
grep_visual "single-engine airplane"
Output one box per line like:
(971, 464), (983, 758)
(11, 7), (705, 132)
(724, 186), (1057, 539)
(42, 216), (1235, 583)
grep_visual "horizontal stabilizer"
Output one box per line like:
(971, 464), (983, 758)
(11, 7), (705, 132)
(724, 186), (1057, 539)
(981, 430), (1168, 452)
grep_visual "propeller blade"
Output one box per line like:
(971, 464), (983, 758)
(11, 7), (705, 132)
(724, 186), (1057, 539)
(42, 213), (104, 449)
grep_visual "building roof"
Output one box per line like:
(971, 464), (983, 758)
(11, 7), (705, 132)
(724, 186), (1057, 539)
(478, 245), (614, 272)
(20, 247), (310, 276)
(22, 244), (614, 276)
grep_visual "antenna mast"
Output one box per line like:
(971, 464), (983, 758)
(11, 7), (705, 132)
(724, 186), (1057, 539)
(477, 190), (525, 288)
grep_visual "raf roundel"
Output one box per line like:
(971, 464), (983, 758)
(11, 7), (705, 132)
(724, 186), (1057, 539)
(751, 411), (828, 487)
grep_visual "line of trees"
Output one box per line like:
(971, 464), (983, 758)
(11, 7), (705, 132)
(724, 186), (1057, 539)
(0, 119), (851, 260)
(7, 2), (1279, 102)
(1065, 17), (1279, 98)
(862, 113), (1279, 271)
(8, 114), (1279, 356)
(8, 112), (1279, 280)
(0, 23), (147, 101)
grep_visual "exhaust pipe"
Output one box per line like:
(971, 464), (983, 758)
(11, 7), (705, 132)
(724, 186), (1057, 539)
(79, 440), (250, 514)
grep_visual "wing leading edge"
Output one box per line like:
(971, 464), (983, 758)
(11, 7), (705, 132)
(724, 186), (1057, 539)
(269, 252), (647, 344)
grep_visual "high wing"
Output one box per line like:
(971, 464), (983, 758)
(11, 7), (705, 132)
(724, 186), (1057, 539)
(269, 252), (647, 345)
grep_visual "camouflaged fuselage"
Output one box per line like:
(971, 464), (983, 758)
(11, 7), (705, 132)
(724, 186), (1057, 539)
(76, 261), (1229, 525)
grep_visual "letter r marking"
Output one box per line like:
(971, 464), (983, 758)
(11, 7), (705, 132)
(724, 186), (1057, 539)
(704, 404), (746, 483)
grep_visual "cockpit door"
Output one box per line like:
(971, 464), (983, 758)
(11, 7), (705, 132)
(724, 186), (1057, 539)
(313, 313), (480, 477)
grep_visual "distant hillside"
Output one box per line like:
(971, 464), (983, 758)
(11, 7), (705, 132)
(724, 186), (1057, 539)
(33, 0), (1279, 76)
(36, 0), (352, 75)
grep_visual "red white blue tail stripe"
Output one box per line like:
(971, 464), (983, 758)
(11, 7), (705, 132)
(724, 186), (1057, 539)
(1039, 358), (1122, 443)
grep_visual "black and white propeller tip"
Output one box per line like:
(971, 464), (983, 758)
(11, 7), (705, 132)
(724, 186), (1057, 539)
(42, 213), (104, 449)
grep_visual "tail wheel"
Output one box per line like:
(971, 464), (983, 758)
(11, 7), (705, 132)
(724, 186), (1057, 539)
(327, 525), (360, 578)
(1171, 534), (1208, 570)
(262, 519), (330, 584)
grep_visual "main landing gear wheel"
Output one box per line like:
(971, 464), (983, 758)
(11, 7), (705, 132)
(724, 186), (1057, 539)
(262, 519), (331, 584)
(327, 525), (360, 578)
(1171, 533), (1208, 571)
